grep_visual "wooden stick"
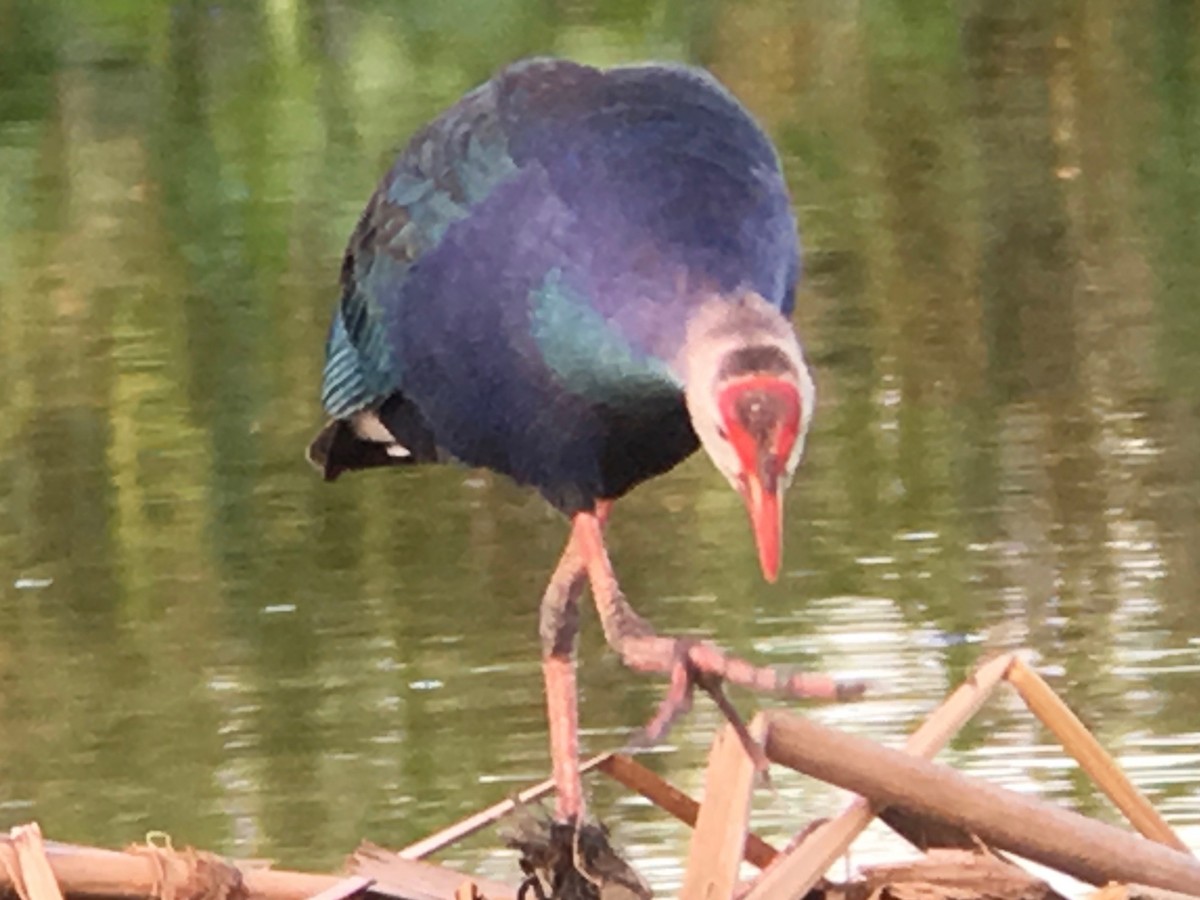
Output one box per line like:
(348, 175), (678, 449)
(762, 710), (1200, 892)
(681, 715), (768, 900)
(0, 839), (512, 900)
(401, 747), (782, 870)
(1007, 658), (1191, 853)
(1090, 884), (1200, 900)
(860, 849), (1057, 898)
(398, 754), (614, 860)
(14, 841), (337, 900)
(597, 753), (779, 870)
(875, 806), (981, 851)
(9, 824), (66, 900)
(351, 843), (516, 900)
(743, 651), (1016, 900)
(305, 875), (373, 900)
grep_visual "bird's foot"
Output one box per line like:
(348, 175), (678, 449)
(571, 507), (864, 778)
(506, 810), (652, 900)
(616, 632), (866, 770)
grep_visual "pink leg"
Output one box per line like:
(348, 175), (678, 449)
(540, 502), (611, 821)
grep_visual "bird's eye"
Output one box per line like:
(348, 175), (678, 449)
(716, 426), (729, 441)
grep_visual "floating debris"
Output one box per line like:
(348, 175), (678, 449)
(503, 807), (651, 900)
(14, 577), (53, 590)
(0, 653), (1195, 900)
(261, 603), (297, 614)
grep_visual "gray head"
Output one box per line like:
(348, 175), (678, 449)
(678, 292), (815, 580)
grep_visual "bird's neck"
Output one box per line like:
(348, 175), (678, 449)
(678, 292), (807, 387)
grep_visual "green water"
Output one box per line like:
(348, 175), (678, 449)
(2, 1), (1199, 893)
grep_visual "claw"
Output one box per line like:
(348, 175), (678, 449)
(697, 676), (770, 775)
(638, 642), (698, 743)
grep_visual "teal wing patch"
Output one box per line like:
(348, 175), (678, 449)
(320, 80), (520, 418)
(529, 270), (681, 402)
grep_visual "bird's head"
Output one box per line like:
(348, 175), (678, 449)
(682, 294), (814, 582)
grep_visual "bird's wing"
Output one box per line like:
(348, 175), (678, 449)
(319, 77), (521, 420)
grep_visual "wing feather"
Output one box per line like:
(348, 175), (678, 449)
(318, 78), (521, 419)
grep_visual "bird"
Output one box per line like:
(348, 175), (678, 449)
(309, 57), (856, 824)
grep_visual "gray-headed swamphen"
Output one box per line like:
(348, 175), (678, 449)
(309, 58), (858, 823)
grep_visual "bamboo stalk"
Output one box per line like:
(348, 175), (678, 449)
(762, 710), (1200, 892)
(1007, 658), (1190, 853)
(681, 715), (768, 899)
(859, 849), (1057, 899)
(1090, 884), (1200, 900)
(743, 651), (1016, 900)
(0, 839), (514, 900)
(17, 841), (337, 900)
(305, 875), (373, 900)
(597, 754), (779, 869)
(351, 843), (516, 900)
(8, 824), (66, 900)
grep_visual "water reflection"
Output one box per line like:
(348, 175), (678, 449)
(1, 0), (1199, 891)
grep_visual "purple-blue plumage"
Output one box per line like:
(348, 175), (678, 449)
(502, 61), (799, 318)
(310, 58), (801, 514)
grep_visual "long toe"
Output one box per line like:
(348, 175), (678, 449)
(617, 635), (866, 759)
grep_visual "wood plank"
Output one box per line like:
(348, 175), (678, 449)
(0, 838), (509, 900)
(1090, 884), (1200, 900)
(7, 824), (67, 900)
(861, 849), (1057, 900)
(876, 806), (982, 851)
(761, 710), (1200, 893)
(681, 714), (767, 900)
(27, 840), (337, 900)
(351, 842), (516, 900)
(1007, 658), (1191, 853)
(305, 875), (374, 900)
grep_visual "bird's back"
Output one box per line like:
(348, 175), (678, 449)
(312, 59), (800, 512)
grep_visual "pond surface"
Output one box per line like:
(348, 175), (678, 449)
(2, 1), (1199, 894)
